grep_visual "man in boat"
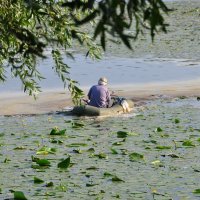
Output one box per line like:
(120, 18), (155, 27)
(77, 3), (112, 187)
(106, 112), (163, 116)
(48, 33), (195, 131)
(87, 77), (112, 108)
(83, 77), (131, 112)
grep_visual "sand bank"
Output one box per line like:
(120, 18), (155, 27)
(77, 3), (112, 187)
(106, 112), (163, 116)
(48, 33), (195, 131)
(1, 79), (200, 116)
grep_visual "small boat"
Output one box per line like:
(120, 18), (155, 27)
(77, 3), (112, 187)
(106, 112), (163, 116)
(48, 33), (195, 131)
(72, 99), (134, 116)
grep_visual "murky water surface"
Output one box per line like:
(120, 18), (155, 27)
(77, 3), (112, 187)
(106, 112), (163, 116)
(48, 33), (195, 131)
(1, 55), (200, 92)
(1, 97), (200, 199)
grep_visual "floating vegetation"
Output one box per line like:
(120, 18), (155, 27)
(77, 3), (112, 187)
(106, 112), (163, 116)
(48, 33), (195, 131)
(57, 157), (70, 169)
(1, 98), (200, 199)
(50, 127), (66, 135)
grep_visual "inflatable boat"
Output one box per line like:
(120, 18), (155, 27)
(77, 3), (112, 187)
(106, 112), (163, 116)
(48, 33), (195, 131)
(72, 99), (134, 116)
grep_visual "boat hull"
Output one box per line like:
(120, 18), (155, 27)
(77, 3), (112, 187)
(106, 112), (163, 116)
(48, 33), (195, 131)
(72, 100), (134, 116)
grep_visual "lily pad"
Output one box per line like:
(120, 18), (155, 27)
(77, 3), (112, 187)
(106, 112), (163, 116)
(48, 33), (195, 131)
(57, 157), (70, 168)
(155, 146), (171, 150)
(112, 139), (126, 146)
(71, 122), (85, 128)
(36, 146), (56, 155)
(174, 118), (180, 123)
(14, 191), (27, 200)
(110, 148), (118, 154)
(182, 140), (195, 147)
(116, 131), (128, 138)
(112, 175), (124, 182)
(36, 159), (51, 166)
(155, 127), (163, 132)
(86, 183), (98, 187)
(34, 177), (44, 184)
(95, 152), (108, 159)
(129, 152), (144, 162)
(86, 166), (98, 170)
(46, 182), (54, 187)
(0, 133), (4, 137)
(193, 189), (200, 194)
(103, 172), (113, 177)
(55, 184), (67, 192)
(50, 127), (66, 135)
(73, 148), (82, 154)
(116, 131), (138, 138)
(13, 146), (26, 150)
(67, 143), (88, 147)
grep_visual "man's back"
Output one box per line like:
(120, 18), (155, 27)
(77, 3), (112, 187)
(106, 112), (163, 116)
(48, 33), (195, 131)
(88, 84), (110, 108)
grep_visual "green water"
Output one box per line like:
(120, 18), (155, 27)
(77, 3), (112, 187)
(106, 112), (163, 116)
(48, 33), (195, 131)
(1, 97), (200, 200)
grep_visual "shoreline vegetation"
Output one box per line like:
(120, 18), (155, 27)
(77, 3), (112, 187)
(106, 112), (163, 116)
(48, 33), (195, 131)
(1, 0), (200, 116)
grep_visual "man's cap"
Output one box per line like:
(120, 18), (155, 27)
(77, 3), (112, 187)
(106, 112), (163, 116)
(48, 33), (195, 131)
(98, 77), (108, 85)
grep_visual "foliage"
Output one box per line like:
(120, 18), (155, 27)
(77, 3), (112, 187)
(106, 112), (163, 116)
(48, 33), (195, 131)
(50, 126), (66, 135)
(13, 191), (27, 200)
(0, 0), (169, 104)
(57, 157), (70, 168)
(129, 152), (144, 162)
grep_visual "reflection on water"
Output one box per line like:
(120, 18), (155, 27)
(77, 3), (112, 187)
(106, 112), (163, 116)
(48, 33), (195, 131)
(0, 54), (200, 92)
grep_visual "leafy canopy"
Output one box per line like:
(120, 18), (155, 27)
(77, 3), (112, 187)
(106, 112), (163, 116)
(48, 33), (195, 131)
(0, 0), (169, 105)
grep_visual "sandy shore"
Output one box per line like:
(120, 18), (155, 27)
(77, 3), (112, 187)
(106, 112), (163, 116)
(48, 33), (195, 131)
(1, 79), (200, 116)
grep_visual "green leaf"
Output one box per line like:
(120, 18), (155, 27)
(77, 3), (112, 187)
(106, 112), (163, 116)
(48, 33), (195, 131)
(155, 146), (171, 150)
(76, 10), (98, 25)
(155, 127), (163, 132)
(14, 191), (27, 200)
(36, 146), (56, 155)
(57, 157), (70, 169)
(34, 177), (44, 184)
(117, 131), (128, 138)
(95, 152), (108, 159)
(193, 189), (200, 194)
(0, 133), (4, 137)
(3, 158), (10, 163)
(67, 143), (88, 147)
(55, 184), (67, 192)
(73, 149), (82, 154)
(31, 156), (40, 162)
(110, 148), (118, 154)
(129, 152), (144, 162)
(86, 166), (98, 170)
(174, 118), (180, 123)
(182, 140), (195, 147)
(103, 172), (113, 177)
(50, 139), (63, 144)
(86, 183), (98, 187)
(112, 176), (124, 182)
(165, 153), (180, 158)
(50, 127), (66, 135)
(151, 160), (161, 165)
(143, 140), (157, 144)
(197, 138), (200, 142)
(116, 130), (138, 138)
(46, 182), (54, 187)
(103, 172), (124, 182)
(112, 139), (125, 146)
(87, 148), (95, 152)
(13, 146), (26, 150)
(71, 122), (85, 128)
(36, 159), (51, 166)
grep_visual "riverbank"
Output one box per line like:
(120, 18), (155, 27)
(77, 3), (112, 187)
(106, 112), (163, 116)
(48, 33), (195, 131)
(1, 78), (200, 116)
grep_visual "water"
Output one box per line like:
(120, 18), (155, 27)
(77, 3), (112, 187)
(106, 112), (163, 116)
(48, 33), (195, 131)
(1, 98), (200, 199)
(1, 54), (200, 93)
